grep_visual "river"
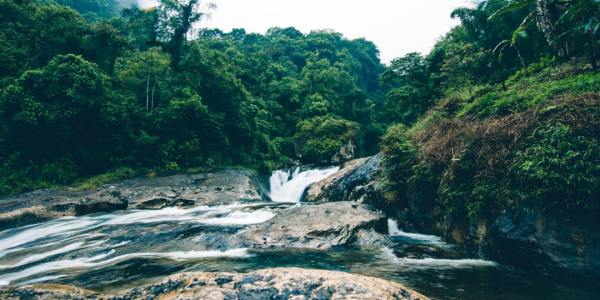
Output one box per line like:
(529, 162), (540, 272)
(0, 167), (598, 299)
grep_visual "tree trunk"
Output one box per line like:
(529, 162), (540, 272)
(146, 73), (150, 112)
(535, 0), (568, 57)
(169, 1), (198, 70)
(151, 75), (157, 112)
(516, 47), (528, 73)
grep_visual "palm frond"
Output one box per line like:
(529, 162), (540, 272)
(488, 0), (531, 20)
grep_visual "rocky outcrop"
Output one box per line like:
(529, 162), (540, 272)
(0, 169), (265, 229)
(386, 194), (600, 279)
(481, 211), (600, 279)
(0, 268), (429, 300)
(306, 153), (382, 203)
(331, 139), (356, 164)
(238, 202), (388, 249)
(305, 153), (600, 279)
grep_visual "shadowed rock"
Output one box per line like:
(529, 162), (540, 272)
(306, 154), (382, 203)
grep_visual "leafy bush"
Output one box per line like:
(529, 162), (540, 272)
(294, 115), (358, 164)
(380, 124), (418, 201)
(511, 123), (600, 213)
(459, 64), (600, 118)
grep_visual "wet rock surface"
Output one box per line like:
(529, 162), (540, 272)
(0, 169), (265, 229)
(306, 154), (382, 203)
(0, 268), (429, 300)
(238, 201), (388, 249)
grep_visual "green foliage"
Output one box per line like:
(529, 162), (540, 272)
(0, 0), (385, 194)
(73, 167), (137, 191)
(381, 53), (437, 125)
(0, 54), (113, 167)
(0, 0), (597, 200)
(459, 64), (600, 118)
(294, 115), (358, 163)
(511, 123), (600, 212)
(50, 0), (128, 20)
(381, 69), (600, 230)
(380, 124), (418, 200)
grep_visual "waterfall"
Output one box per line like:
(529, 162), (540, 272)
(269, 167), (339, 202)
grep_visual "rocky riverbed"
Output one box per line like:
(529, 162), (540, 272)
(0, 169), (265, 229)
(0, 165), (599, 299)
(0, 268), (428, 300)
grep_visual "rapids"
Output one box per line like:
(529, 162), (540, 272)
(0, 168), (597, 299)
(269, 166), (339, 202)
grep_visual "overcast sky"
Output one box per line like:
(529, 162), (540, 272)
(138, 0), (472, 63)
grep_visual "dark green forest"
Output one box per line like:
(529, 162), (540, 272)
(0, 0), (598, 201)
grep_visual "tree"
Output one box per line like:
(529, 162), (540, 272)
(157, 0), (215, 69)
(490, 0), (567, 56)
(115, 48), (170, 112)
(555, 0), (600, 68)
(294, 115), (358, 164)
(381, 53), (436, 124)
(120, 6), (161, 50)
(54, 0), (120, 20)
(0, 54), (113, 168)
(83, 22), (128, 74)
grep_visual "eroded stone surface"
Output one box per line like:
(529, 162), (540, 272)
(306, 154), (382, 203)
(0, 269), (429, 300)
(0, 169), (266, 229)
(237, 201), (388, 249)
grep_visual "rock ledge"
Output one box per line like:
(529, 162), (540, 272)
(0, 268), (429, 300)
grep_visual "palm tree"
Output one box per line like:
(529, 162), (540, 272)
(492, 15), (532, 71)
(490, 0), (566, 55)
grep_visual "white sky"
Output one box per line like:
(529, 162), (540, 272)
(138, 0), (472, 63)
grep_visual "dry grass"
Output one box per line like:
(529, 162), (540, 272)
(412, 93), (600, 181)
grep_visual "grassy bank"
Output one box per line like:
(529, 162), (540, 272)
(381, 62), (600, 230)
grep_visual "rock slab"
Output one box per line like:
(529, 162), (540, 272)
(0, 268), (429, 300)
(0, 169), (265, 230)
(238, 201), (388, 249)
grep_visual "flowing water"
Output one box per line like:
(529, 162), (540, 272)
(269, 166), (339, 202)
(0, 167), (598, 299)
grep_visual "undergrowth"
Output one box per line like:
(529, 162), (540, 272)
(382, 62), (600, 229)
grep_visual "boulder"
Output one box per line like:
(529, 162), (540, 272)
(306, 154), (382, 203)
(0, 269), (429, 300)
(237, 201), (388, 249)
(0, 169), (266, 230)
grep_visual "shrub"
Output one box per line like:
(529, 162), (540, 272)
(294, 115), (358, 164)
(511, 123), (600, 213)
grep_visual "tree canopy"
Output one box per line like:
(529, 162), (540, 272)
(0, 0), (597, 194)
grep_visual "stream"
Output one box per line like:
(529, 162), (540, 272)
(0, 167), (598, 299)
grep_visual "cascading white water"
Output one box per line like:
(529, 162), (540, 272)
(387, 218), (448, 247)
(0, 203), (269, 286)
(269, 167), (339, 202)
